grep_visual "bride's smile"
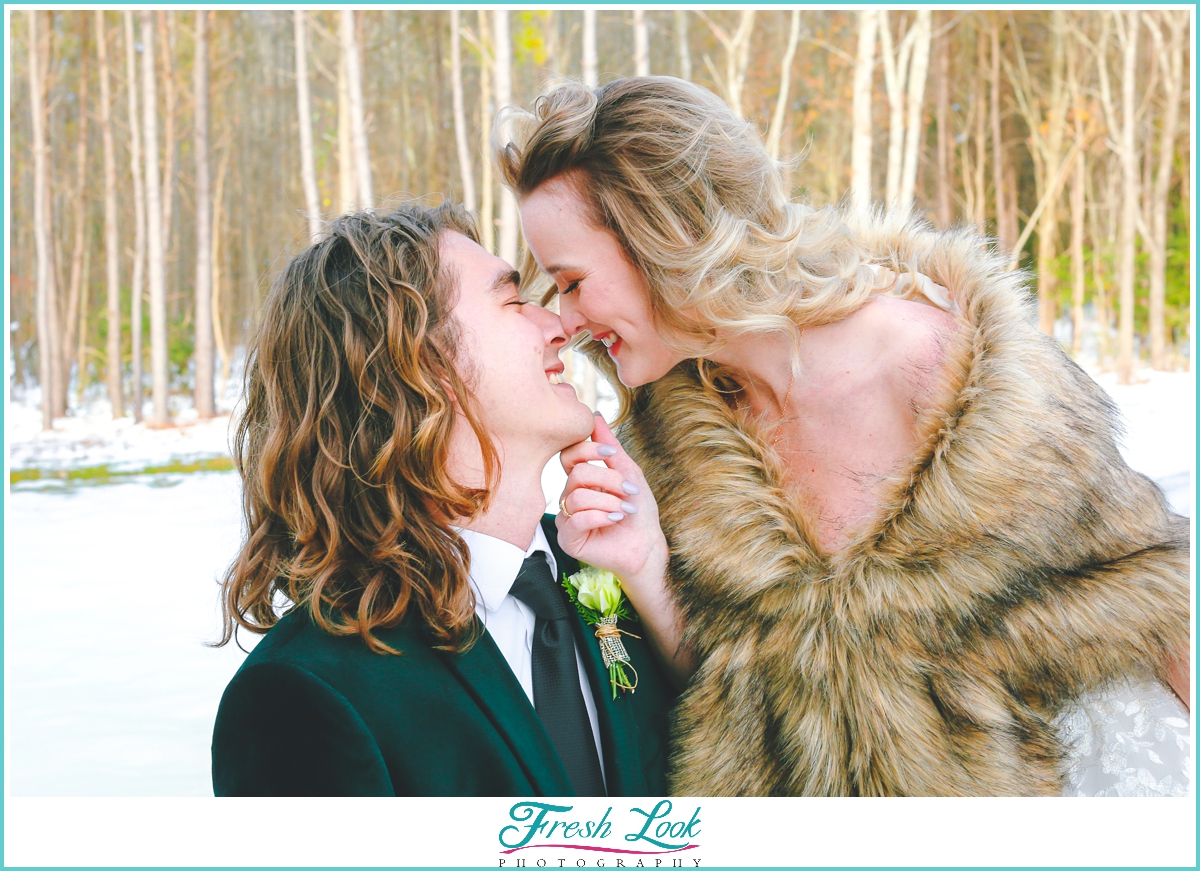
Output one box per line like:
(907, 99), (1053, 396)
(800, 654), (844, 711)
(520, 174), (686, 389)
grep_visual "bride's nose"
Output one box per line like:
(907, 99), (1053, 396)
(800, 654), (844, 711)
(558, 293), (588, 336)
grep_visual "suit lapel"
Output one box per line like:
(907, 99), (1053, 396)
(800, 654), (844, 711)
(430, 620), (573, 796)
(542, 516), (649, 797)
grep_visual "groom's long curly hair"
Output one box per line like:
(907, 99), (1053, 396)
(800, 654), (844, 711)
(216, 203), (494, 654)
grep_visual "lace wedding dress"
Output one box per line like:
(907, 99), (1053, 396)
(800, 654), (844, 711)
(1054, 676), (1191, 797)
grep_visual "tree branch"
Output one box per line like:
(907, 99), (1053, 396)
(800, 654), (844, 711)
(1007, 132), (1092, 269)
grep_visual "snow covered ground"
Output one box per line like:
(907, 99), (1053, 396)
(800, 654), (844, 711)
(1089, 369), (1194, 516)
(7, 380), (239, 475)
(6, 473), (247, 796)
(4, 367), (1194, 795)
(7, 402), (236, 475)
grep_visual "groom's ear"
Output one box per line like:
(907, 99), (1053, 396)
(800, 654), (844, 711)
(442, 378), (460, 410)
(429, 336), (464, 411)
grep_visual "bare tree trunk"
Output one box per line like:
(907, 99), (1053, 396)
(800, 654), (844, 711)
(63, 46), (90, 413)
(29, 10), (56, 429)
(898, 10), (932, 215)
(1066, 26), (1087, 358)
(972, 27), (987, 228)
(158, 12), (177, 263)
(851, 10), (879, 212)
(1003, 13), (1070, 333)
(1089, 154), (1119, 369)
(426, 17), (444, 194)
(211, 138), (232, 400)
(878, 11), (914, 207)
(1115, 11), (1140, 384)
(193, 10), (214, 417)
(1070, 149), (1087, 357)
(699, 11), (755, 119)
(1010, 12), (1069, 333)
(726, 11), (755, 120)
(766, 10), (801, 162)
(52, 212), (66, 367)
(341, 9), (372, 209)
(477, 11), (494, 252)
(124, 11), (146, 422)
(1005, 134), (1086, 273)
(76, 246), (91, 393)
(1146, 12), (1185, 369)
(729, 11), (754, 120)
(583, 10), (598, 87)
(493, 9), (518, 265)
(989, 20), (1008, 250)
(935, 13), (953, 228)
(140, 10), (168, 426)
(337, 46), (356, 214)
(675, 10), (691, 81)
(956, 102), (973, 222)
(1038, 15), (1067, 335)
(97, 10), (123, 417)
(294, 11), (322, 242)
(633, 10), (649, 76)
(450, 10), (476, 213)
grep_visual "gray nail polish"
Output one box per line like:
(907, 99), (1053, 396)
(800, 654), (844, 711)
(621, 481), (641, 496)
(620, 501), (639, 514)
(597, 444), (618, 457)
(607, 512), (625, 521)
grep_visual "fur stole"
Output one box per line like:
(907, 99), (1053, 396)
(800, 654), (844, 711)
(619, 213), (1190, 796)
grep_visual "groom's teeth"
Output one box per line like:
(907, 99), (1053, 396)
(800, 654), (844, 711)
(600, 336), (615, 348)
(548, 372), (561, 384)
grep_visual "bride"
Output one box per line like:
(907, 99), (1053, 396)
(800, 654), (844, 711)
(496, 76), (1190, 796)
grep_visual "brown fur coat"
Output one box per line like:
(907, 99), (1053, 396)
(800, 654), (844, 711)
(619, 214), (1190, 796)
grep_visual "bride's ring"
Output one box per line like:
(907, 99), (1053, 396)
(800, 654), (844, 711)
(559, 495), (573, 519)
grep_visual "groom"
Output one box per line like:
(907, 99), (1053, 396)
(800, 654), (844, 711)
(211, 203), (674, 796)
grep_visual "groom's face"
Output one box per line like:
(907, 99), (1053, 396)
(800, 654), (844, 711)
(441, 231), (594, 461)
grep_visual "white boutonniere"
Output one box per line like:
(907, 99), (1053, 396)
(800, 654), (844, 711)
(562, 564), (640, 699)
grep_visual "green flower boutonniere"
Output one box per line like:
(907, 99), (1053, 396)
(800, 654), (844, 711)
(563, 564), (640, 699)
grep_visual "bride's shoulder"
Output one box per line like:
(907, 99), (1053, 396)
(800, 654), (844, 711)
(829, 294), (959, 407)
(851, 291), (956, 337)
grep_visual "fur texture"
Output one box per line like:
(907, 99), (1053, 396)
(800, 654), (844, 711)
(620, 213), (1190, 796)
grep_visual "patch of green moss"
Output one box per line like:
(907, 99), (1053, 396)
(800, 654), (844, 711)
(11, 455), (235, 488)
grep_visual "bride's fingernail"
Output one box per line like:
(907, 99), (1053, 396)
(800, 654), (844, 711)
(607, 512), (625, 521)
(597, 444), (618, 457)
(621, 481), (641, 495)
(620, 501), (639, 514)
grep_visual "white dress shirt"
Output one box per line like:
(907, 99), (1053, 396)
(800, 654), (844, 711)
(458, 526), (606, 779)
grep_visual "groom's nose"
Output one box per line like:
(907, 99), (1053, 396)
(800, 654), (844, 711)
(522, 301), (569, 350)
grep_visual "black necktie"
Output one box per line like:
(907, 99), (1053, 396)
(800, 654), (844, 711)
(509, 552), (606, 796)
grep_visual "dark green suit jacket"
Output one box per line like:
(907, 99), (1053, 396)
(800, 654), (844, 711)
(212, 516), (676, 796)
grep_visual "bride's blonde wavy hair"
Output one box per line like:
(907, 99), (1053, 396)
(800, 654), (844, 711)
(494, 76), (878, 413)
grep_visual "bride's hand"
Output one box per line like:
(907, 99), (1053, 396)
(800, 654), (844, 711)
(556, 414), (667, 588)
(556, 414), (696, 688)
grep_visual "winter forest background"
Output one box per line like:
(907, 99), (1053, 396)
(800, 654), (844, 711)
(5, 8), (1194, 801)
(9, 8), (1193, 419)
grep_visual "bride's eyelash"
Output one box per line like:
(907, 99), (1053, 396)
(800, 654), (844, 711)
(561, 280), (580, 296)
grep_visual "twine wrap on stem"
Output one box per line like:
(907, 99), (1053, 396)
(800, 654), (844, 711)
(595, 615), (639, 696)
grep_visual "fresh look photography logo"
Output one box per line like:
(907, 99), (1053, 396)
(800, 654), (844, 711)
(498, 800), (702, 867)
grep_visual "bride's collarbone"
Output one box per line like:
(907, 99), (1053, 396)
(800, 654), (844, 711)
(770, 383), (927, 556)
(775, 441), (897, 556)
